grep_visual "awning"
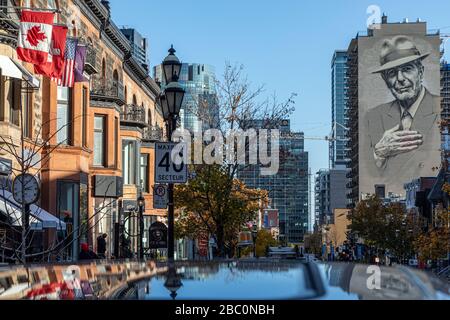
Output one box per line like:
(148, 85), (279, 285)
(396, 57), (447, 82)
(0, 190), (66, 231)
(0, 55), (40, 89)
(0, 55), (22, 79)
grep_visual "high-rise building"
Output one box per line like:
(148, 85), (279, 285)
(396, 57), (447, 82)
(154, 63), (218, 132)
(330, 50), (349, 169)
(237, 120), (309, 244)
(314, 169), (348, 226)
(120, 28), (149, 71)
(345, 17), (442, 207)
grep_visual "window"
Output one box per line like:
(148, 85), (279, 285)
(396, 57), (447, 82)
(140, 154), (149, 193)
(57, 181), (86, 261)
(7, 79), (21, 126)
(93, 115), (106, 167)
(147, 109), (152, 126)
(101, 58), (106, 86)
(122, 140), (136, 185)
(57, 86), (72, 145)
(22, 91), (32, 138)
(114, 117), (119, 168)
(0, 0), (7, 14)
(132, 95), (137, 106)
(82, 87), (88, 147)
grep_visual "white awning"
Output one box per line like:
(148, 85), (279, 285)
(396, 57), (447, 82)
(0, 55), (40, 89)
(0, 55), (22, 79)
(0, 190), (66, 231)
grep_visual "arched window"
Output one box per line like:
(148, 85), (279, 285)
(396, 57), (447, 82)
(101, 58), (106, 87)
(124, 86), (128, 104)
(147, 109), (152, 126)
(132, 95), (137, 106)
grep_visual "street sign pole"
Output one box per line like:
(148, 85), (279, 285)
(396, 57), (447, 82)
(167, 117), (176, 261)
(155, 125), (188, 261)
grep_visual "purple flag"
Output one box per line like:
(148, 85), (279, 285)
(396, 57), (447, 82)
(74, 44), (87, 82)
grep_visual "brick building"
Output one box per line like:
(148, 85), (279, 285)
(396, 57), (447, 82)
(0, 0), (166, 261)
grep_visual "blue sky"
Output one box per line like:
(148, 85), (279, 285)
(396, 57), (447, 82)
(110, 0), (450, 176)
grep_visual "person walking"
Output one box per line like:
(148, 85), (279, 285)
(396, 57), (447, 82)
(97, 233), (108, 259)
(79, 243), (98, 260)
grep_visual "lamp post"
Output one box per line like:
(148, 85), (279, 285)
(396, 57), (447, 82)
(138, 194), (145, 260)
(164, 263), (183, 300)
(251, 224), (258, 259)
(160, 46), (185, 261)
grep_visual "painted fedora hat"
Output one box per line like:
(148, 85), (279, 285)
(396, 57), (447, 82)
(372, 35), (430, 73)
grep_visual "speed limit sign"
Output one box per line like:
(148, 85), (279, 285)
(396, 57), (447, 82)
(155, 142), (188, 184)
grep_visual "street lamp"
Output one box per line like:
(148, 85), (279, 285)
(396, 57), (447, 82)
(251, 224), (258, 259)
(162, 45), (182, 84)
(164, 263), (183, 300)
(138, 194), (145, 260)
(160, 46), (185, 261)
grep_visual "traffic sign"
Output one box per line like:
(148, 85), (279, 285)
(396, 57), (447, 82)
(155, 142), (188, 184)
(153, 184), (168, 209)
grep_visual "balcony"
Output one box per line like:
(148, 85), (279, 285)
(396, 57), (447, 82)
(91, 78), (125, 106)
(120, 104), (147, 128)
(84, 47), (98, 75)
(142, 125), (164, 142)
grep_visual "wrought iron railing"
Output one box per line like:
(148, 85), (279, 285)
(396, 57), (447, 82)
(91, 78), (125, 102)
(120, 104), (146, 125)
(84, 47), (97, 74)
(143, 126), (163, 142)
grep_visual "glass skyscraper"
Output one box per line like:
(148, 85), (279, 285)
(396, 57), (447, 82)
(120, 28), (149, 71)
(154, 63), (218, 133)
(330, 50), (349, 169)
(237, 120), (309, 244)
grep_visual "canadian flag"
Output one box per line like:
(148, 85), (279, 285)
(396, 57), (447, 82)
(17, 10), (55, 65)
(34, 25), (68, 78)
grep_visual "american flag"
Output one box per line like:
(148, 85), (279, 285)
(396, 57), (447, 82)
(53, 38), (78, 87)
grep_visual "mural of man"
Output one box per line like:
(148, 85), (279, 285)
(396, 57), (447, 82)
(364, 35), (441, 182)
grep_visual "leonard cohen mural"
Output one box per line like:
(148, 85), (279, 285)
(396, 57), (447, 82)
(359, 26), (441, 197)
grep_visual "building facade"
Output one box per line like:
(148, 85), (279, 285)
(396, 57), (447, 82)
(237, 120), (309, 244)
(120, 28), (149, 72)
(314, 169), (348, 226)
(345, 17), (442, 207)
(330, 50), (349, 169)
(154, 63), (218, 133)
(0, 0), (166, 262)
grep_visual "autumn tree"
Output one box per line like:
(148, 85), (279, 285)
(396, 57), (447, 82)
(415, 184), (450, 263)
(304, 231), (322, 256)
(348, 196), (424, 260)
(175, 164), (268, 258)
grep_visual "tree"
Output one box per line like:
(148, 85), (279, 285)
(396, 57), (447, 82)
(304, 231), (322, 255)
(348, 196), (424, 260)
(254, 229), (278, 257)
(175, 164), (268, 257)
(415, 185), (450, 263)
(174, 63), (295, 257)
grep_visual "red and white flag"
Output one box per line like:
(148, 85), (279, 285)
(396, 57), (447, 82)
(17, 10), (55, 65)
(34, 25), (68, 78)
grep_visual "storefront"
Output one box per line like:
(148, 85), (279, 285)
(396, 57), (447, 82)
(92, 175), (123, 258)
(56, 179), (88, 262)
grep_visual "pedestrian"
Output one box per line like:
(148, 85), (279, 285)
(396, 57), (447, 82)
(97, 233), (108, 259)
(79, 243), (98, 260)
